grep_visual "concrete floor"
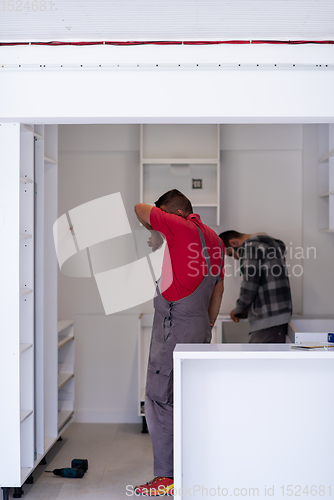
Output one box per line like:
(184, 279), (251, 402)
(17, 423), (153, 500)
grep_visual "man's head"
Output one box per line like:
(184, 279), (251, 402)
(219, 230), (250, 260)
(155, 189), (193, 218)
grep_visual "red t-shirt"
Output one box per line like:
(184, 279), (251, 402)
(150, 207), (225, 302)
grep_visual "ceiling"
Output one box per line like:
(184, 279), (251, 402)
(1, 0), (334, 42)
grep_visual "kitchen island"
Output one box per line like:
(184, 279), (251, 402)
(174, 343), (334, 499)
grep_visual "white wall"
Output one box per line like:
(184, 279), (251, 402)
(58, 125), (144, 423)
(218, 125), (303, 314)
(57, 123), (334, 424)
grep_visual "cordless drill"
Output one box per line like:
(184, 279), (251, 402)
(46, 459), (88, 478)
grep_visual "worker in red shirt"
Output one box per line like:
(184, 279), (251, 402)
(134, 189), (225, 496)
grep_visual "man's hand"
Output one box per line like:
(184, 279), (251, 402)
(148, 231), (164, 252)
(230, 309), (239, 322)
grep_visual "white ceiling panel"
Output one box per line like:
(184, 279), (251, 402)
(0, 0), (334, 42)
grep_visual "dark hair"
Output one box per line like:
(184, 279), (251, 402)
(219, 230), (243, 248)
(155, 189), (193, 216)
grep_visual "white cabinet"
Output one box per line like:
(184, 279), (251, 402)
(0, 124), (71, 499)
(174, 344), (334, 500)
(140, 125), (220, 226)
(318, 124), (334, 232)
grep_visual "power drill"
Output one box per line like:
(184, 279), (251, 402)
(46, 459), (88, 478)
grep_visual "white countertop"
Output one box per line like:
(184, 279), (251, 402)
(173, 343), (334, 359)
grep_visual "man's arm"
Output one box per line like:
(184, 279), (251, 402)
(134, 203), (153, 230)
(135, 203), (164, 251)
(231, 244), (261, 319)
(208, 280), (224, 326)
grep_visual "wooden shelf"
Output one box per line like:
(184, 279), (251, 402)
(57, 320), (74, 334)
(58, 410), (74, 432)
(58, 333), (74, 349)
(58, 372), (74, 389)
(20, 410), (33, 423)
(44, 156), (57, 165)
(20, 343), (33, 354)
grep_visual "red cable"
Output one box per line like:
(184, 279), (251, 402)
(0, 40), (334, 47)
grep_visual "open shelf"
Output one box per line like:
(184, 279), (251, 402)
(319, 191), (334, 197)
(58, 333), (74, 349)
(58, 320), (74, 334)
(20, 343), (33, 354)
(20, 176), (33, 184)
(44, 156), (57, 164)
(58, 372), (74, 389)
(193, 203), (218, 207)
(21, 124), (33, 133)
(20, 410), (33, 423)
(319, 148), (334, 163)
(142, 158), (218, 164)
(140, 124), (220, 226)
(58, 410), (74, 432)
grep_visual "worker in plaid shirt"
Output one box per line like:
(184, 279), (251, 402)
(219, 231), (292, 343)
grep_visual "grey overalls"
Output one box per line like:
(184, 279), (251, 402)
(145, 223), (223, 477)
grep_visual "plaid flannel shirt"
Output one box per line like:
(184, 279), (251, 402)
(234, 235), (292, 332)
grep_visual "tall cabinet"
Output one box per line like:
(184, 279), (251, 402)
(0, 124), (74, 500)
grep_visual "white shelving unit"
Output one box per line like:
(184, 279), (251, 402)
(138, 313), (223, 423)
(0, 123), (66, 499)
(140, 124), (220, 226)
(57, 321), (75, 434)
(318, 124), (334, 232)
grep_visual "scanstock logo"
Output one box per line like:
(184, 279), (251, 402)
(53, 193), (171, 315)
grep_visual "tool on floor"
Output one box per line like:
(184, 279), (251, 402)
(46, 468), (85, 478)
(46, 458), (88, 478)
(71, 459), (89, 473)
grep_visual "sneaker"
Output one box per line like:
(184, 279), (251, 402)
(134, 477), (174, 496)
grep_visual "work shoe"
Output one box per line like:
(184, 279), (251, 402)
(134, 477), (174, 496)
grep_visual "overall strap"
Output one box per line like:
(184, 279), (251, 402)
(193, 223), (211, 275)
(218, 236), (224, 274)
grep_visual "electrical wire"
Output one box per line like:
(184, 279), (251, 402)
(0, 40), (334, 47)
